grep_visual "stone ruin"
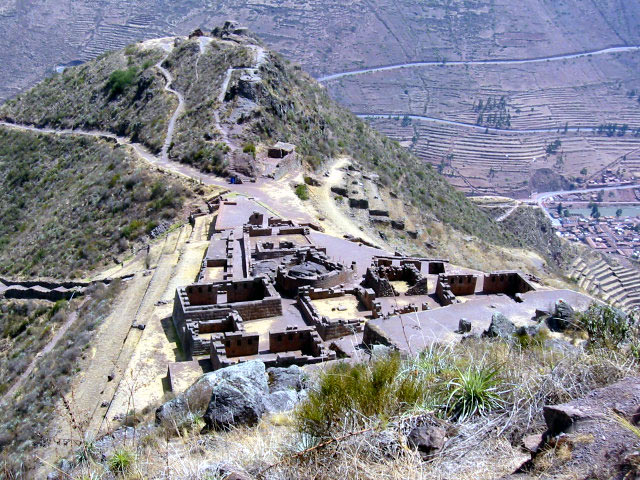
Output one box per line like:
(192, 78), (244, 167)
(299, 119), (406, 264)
(267, 142), (296, 159)
(276, 250), (356, 295)
(172, 277), (282, 358)
(363, 257), (439, 297)
(435, 274), (478, 306)
(167, 195), (559, 388)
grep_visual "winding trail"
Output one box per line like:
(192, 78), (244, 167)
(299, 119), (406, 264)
(318, 45), (640, 82)
(213, 44), (266, 152)
(357, 113), (638, 134)
(156, 62), (185, 162)
(496, 203), (520, 222)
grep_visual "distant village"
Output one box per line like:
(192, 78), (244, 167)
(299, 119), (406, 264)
(543, 174), (640, 260)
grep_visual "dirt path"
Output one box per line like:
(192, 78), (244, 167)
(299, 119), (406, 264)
(356, 113), (639, 134)
(45, 228), (186, 449)
(496, 202), (520, 222)
(104, 218), (211, 426)
(157, 62), (185, 163)
(318, 45), (640, 82)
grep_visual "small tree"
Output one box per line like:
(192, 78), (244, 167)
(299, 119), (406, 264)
(616, 208), (623, 218)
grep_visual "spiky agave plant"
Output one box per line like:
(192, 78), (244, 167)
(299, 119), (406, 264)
(444, 362), (506, 421)
(108, 447), (135, 475)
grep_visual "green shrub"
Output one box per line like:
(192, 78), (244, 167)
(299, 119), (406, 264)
(577, 303), (637, 349)
(514, 327), (551, 349)
(106, 67), (138, 97)
(242, 142), (256, 157)
(108, 447), (135, 475)
(121, 219), (145, 239)
(294, 184), (309, 201)
(444, 362), (505, 421)
(295, 355), (428, 439)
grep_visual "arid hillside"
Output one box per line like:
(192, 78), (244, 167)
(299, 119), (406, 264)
(0, 32), (517, 250)
(2, 1), (639, 196)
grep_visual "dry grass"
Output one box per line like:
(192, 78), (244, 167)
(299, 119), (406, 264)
(48, 336), (638, 480)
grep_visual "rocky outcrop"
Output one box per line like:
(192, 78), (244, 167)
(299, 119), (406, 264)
(483, 312), (516, 339)
(156, 361), (307, 429)
(520, 376), (640, 479)
(546, 299), (575, 332)
(203, 361), (268, 430)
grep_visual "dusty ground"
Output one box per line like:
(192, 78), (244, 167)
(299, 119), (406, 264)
(307, 156), (383, 246)
(105, 216), (212, 426)
(45, 218), (206, 463)
(311, 295), (366, 320)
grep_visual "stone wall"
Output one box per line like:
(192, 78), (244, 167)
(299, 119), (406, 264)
(363, 322), (395, 348)
(444, 274), (477, 296)
(276, 250), (355, 295)
(364, 263), (425, 297)
(297, 287), (365, 340)
(482, 271), (535, 295)
(185, 284), (218, 305)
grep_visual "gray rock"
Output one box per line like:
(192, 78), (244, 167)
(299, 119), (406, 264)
(547, 299), (575, 331)
(203, 360), (269, 430)
(267, 365), (306, 393)
(157, 361), (268, 427)
(483, 312), (516, 339)
(523, 433), (543, 453)
(516, 324), (540, 337)
(543, 404), (587, 436)
(371, 344), (394, 359)
(406, 425), (446, 459)
(264, 390), (300, 413)
(457, 318), (472, 333)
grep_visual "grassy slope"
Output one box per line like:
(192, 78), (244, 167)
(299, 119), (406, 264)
(0, 128), (191, 278)
(0, 283), (122, 474)
(0, 46), (173, 153)
(163, 39), (517, 246)
(0, 35), (532, 249)
(501, 206), (577, 268)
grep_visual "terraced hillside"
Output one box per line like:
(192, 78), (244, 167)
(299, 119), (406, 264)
(0, 33), (518, 249)
(571, 255), (640, 311)
(369, 117), (640, 197)
(1, 0), (639, 103)
(2, 1), (640, 197)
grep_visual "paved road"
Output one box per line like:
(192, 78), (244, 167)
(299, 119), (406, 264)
(318, 45), (640, 82)
(527, 183), (640, 224)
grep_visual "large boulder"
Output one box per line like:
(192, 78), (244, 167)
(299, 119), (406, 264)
(203, 361), (269, 430)
(267, 365), (306, 392)
(483, 312), (516, 339)
(547, 299), (575, 331)
(157, 361), (308, 430)
(156, 361), (268, 427)
(264, 390), (300, 414)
